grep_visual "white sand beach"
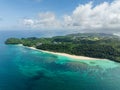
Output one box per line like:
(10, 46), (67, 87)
(28, 47), (104, 60)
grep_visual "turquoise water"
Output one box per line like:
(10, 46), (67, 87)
(0, 31), (120, 90)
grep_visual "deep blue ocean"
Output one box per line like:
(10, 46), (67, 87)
(0, 30), (120, 90)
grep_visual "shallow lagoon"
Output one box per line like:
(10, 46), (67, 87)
(0, 45), (120, 90)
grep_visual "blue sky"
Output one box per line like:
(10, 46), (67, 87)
(1, 0), (120, 33)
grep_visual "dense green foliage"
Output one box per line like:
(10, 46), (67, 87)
(5, 38), (22, 44)
(5, 33), (120, 62)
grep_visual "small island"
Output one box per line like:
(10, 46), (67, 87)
(5, 33), (120, 62)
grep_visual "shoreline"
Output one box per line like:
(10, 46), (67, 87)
(25, 46), (105, 60)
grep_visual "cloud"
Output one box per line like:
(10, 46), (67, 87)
(36, 12), (60, 27)
(23, 19), (34, 26)
(22, 0), (120, 32)
(63, 0), (120, 30)
(23, 12), (61, 29)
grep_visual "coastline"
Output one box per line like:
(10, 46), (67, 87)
(25, 46), (105, 60)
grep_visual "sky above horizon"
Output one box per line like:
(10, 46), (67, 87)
(1, 0), (120, 34)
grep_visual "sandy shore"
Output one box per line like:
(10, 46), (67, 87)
(27, 46), (104, 60)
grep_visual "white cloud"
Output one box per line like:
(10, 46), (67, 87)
(23, 12), (61, 29)
(22, 0), (120, 32)
(23, 19), (34, 26)
(36, 12), (60, 27)
(64, 0), (120, 30)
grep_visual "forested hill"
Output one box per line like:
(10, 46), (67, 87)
(67, 33), (118, 38)
(5, 33), (120, 62)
